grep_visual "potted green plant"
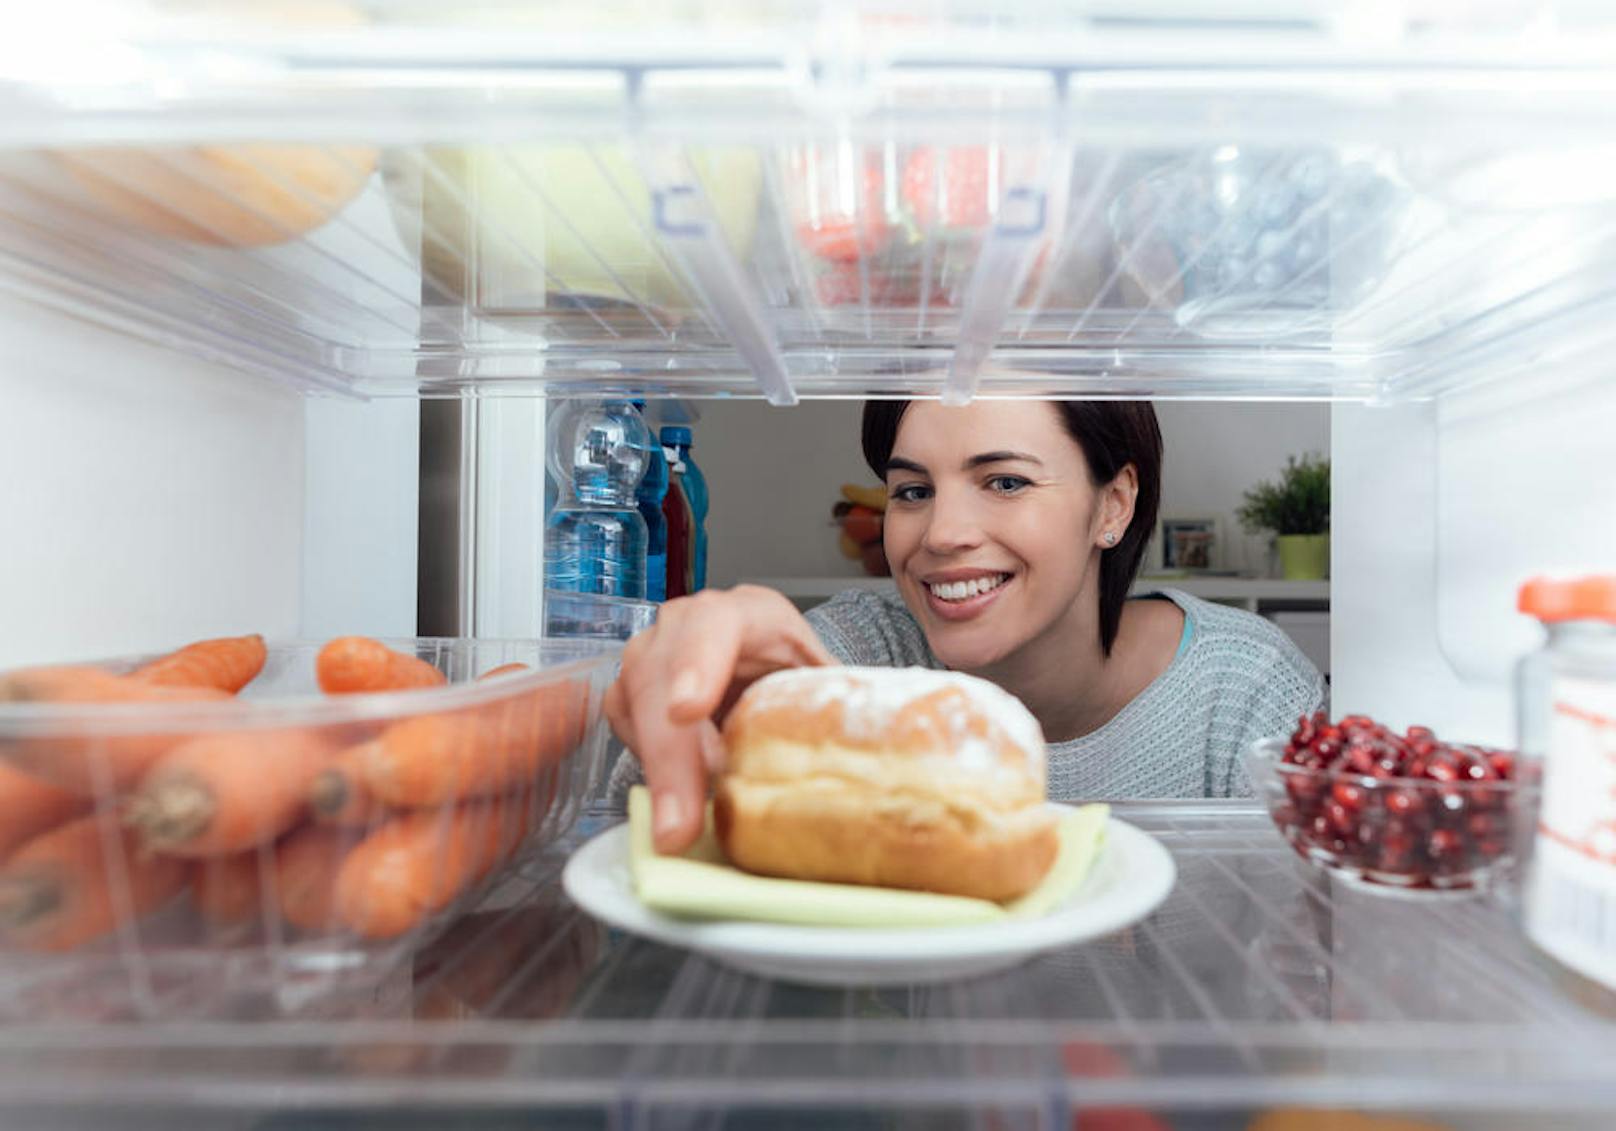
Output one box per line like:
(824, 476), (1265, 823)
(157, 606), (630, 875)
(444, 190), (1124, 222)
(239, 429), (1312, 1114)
(1237, 454), (1331, 580)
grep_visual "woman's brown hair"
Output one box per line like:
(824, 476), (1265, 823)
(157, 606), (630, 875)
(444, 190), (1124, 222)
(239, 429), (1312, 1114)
(861, 400), (1163, 655)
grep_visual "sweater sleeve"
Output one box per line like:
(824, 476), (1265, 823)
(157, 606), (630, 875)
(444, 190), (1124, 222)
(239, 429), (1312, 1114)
(1207, 618), (1327, 799)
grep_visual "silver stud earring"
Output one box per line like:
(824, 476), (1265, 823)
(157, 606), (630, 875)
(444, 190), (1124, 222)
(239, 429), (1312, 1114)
(1103, 531), (1119, 546)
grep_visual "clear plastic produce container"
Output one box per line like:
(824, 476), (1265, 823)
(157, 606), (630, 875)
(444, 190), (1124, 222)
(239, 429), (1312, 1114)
(0, 637), (619, 1021)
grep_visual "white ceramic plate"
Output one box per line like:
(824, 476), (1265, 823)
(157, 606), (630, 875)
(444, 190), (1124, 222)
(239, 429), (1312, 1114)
(561, 808), (1177, 986)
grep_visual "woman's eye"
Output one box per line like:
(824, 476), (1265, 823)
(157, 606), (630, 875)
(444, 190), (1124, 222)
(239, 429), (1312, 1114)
(890, 483), (932, 504)
(986, 475), (1032, 495)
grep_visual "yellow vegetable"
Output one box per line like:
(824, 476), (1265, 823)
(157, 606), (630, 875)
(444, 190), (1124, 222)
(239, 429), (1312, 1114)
(839, 484), (888, 512)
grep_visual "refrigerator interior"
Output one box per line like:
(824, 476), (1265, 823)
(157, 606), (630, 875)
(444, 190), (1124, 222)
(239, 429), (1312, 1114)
(2, 0), (1615, 1123)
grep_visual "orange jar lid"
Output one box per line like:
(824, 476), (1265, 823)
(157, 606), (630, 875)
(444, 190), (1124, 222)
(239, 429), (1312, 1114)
(1518, 575), (1616, 622)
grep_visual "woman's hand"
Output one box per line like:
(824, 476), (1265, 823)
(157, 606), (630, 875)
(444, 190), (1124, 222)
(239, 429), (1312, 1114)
(603, 585), (835, 852)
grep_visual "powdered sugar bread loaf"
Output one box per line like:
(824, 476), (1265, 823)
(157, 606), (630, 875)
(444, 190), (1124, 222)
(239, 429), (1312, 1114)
(714, 666), (1059, 901)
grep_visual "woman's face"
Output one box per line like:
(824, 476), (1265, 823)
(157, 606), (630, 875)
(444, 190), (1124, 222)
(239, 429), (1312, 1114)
(882, 401), (1133, 672)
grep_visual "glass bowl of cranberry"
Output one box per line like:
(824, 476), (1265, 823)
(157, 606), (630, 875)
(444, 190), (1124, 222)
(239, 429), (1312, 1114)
(1244, 712), (1524, 897)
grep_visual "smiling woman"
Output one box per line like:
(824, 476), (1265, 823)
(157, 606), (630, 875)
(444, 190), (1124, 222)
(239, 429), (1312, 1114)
(604, 399), (1325, 854)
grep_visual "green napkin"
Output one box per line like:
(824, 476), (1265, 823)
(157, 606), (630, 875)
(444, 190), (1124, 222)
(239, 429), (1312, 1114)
(627, 786), (1108, 928)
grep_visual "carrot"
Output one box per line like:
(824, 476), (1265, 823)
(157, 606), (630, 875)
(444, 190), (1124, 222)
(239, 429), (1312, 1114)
(124, 729), (337, 857)
(308, 662), (547, 819)
(309, 743), (390, 828)
(134, 634), (266, 693)
(0, 667), (233, 793)
(333, 794), (536, 940)
(192, 848), (267, 930)
(479, 662), (530, 680)
(0, 815), (188, 952)
(0, 762), (89, 861)
(316, 637), (446, 695)
(274, 825), (358, 933)
(343, 678), (591, 808)
(0, 665), (232, 706)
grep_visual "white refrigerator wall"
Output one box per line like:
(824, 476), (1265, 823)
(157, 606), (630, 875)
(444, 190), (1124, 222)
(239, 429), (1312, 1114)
(1332, 361), (1616, 746)
(300, 396), (420, 640)
(0, 291), (304, 667)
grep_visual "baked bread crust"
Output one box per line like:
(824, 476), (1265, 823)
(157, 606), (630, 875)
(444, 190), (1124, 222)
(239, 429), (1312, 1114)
(716, 667), (1058, 901)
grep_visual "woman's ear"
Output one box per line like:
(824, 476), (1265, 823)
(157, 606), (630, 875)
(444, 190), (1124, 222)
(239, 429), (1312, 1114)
(1095, 463), (1139, 548)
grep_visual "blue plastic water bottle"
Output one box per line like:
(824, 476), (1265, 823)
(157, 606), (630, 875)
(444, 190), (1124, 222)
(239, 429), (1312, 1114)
(632, 404), (670, 602)
(661, 425), (709, 593)
(546, 401), (650, 599)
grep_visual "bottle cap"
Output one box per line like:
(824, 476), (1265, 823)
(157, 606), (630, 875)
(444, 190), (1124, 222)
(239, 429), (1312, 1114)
(661, 425), (693, 446)
(1518, 575), (1616, 623)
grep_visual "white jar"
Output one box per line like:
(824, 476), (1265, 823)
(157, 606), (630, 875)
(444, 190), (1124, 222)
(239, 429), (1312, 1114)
(1517, 575), (1616, 1016)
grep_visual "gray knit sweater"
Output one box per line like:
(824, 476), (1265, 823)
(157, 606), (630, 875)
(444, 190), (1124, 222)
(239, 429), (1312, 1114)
(803, 587), (1325, 800)
(606, 587), (1324, 803)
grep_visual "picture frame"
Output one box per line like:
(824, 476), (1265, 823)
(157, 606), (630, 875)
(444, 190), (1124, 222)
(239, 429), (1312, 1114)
(1160, 517), (1219, 572)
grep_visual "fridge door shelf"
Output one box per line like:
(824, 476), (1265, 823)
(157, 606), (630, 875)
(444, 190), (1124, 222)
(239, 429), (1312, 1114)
(3, 802), (1613, 1123)
(3, 5), (1616, 404)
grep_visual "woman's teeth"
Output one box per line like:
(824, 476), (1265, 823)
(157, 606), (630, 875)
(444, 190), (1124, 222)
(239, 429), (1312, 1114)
(928, 574), (1009, 602)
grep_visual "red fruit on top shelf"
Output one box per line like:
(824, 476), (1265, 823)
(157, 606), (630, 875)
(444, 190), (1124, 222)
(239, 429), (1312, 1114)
(902, 146), (1001, 231)
(790, 151), (893, 263)
(812, 262), (952, 309)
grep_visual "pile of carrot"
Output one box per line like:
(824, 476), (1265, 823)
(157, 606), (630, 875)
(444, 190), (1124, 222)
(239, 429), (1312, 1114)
(0, 632), (589, 952)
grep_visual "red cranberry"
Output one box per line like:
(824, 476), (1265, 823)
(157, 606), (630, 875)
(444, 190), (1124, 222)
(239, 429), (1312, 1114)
(1344, 743), (1377, 775)
(1378, 832), (1418, 872)
(1285, 774), (1325, 810)
(1407, 725), (1436, 742)
(1429, 828), (1464, 861)
(1466, 813), (1503, 842)
(1487, 750), (1517, 780)
(1315, 739), (1340, 762)
(1426, 757), (1462, 784)
(1473, 838), (1508, 861)
(1324, 800), (1357, 838)
(1436, 789), (1469, 820)
(1294, 714), (1318, 745)
(1308, 814), (1333, 845)
(1454, 747), (1497, 782)
(1332, 781), (1368, 812)
(1384, 788), (1427, 818)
